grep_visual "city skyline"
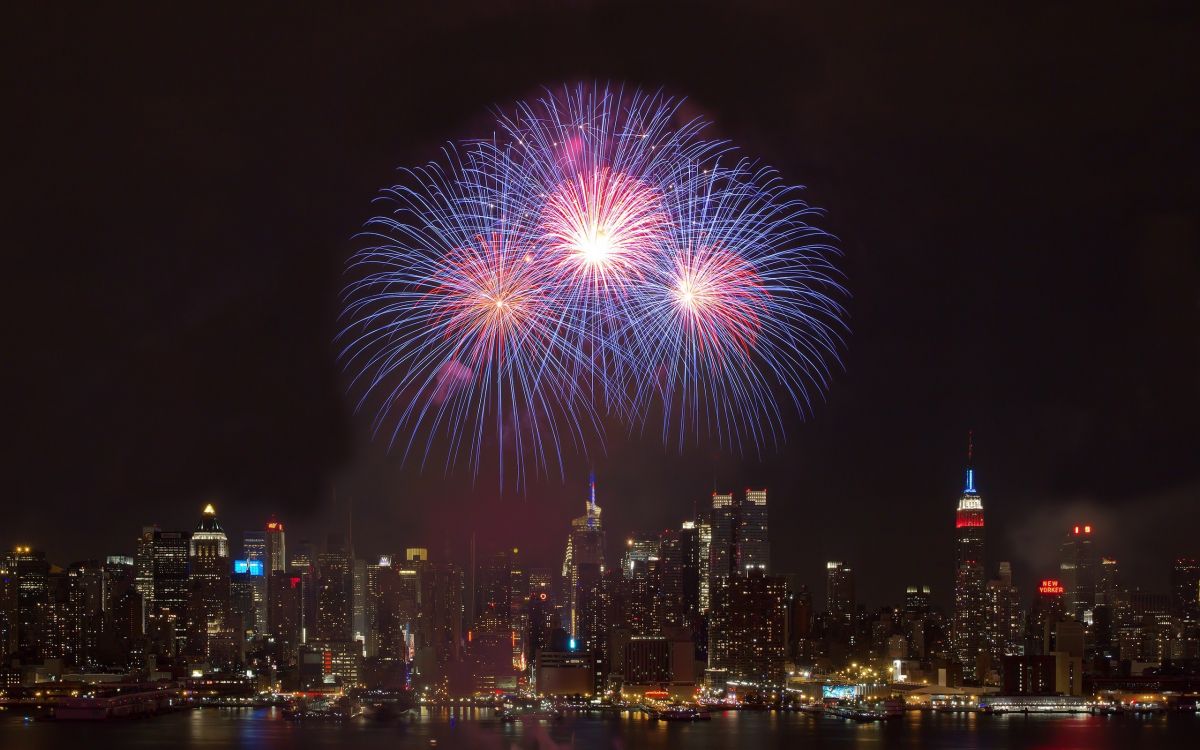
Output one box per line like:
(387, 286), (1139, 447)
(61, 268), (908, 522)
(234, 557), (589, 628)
(6, 447), (1192, 618)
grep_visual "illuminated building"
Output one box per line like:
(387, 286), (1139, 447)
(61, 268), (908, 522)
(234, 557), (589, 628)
(265, 517), (286, 574)
(623, 635), (671, 684)
(694, 514), (712, 612)
(952, 436), (987, 682)
(5, 546), (48, 662)
(562, 475), (606, 639)
(621, 533), (658, 578)
(268, 570), (303, 665)
(534, 650), (592, 696)
(1, 561), (19, 659)
(408, 551), (463, 687)
(826, 561), (855, 624)
(103, 556), (143, 669)
(188, 503), (231, 659)
(304, 638), (362, 687)
(134, 525), (156, 631)
(288, 539), (317, 644)
(508, 548), (526, 670)
(1058, 523), (1096, 621)
(1171, 557), (1200, 624)
(1027, 578), (1066, 654)
(353, 558), (368, 648)
(471, 550), (517, 691)
(678, 521), (701, 625)
(657, 528), (685, 627)
(524, 589), (556, 676)
(474, 550), (513, 634)
(985, 562), (1023, 665)
(316, 533), (352, 642)
(151, 529), (189, 653)
(708, 492), (735, 595)
(370, 558), (416, 662)
(738, 489), (770, 571)
(707, 567), (786, 685)
(905, 585), (932, 614)
(229, 565), (259, 633)
(242, 530), (268, 633)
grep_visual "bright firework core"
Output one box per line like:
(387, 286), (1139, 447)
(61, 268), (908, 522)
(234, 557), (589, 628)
(572, 226), (615, 267)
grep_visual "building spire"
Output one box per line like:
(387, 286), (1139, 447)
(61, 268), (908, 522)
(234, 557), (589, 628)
(965, 429), (976, 493)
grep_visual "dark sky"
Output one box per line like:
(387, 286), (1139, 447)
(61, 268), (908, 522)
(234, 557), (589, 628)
(7, 2), (1199, 610)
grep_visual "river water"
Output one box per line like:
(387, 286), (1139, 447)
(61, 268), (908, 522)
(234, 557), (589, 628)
(3, 706), (1199, 749)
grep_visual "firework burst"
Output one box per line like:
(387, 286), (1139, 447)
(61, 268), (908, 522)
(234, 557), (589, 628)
(338, 84), (848, 485)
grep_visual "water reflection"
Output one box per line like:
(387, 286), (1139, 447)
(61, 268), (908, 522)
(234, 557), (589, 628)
(2, 707), (1198, 749)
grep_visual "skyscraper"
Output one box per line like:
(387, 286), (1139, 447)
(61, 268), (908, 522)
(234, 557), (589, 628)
(562, 475), (606, 638)
(6, 546), (49, 661)
(188, 503), (231, 658)
(695, 514), (712, 613)
(1171, 557), (1199, 625)
(243, 530), (269, 633)
(708, 492), (735, 596)
(738, 489), (769, 572)
(134, 525), (156, 631)
(952, 436), (987, 682)
(1059, 523), (1096, 621)
(266, 517), (286, 574)
(316, 534), (352, 642)
(826, 561), (855, 624)
(151, 528), (189, 653)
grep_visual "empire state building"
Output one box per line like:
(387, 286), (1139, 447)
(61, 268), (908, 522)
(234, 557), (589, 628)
(952, 435), (987, 683)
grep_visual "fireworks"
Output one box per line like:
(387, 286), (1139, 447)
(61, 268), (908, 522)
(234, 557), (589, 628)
(338, 84), (847, 483)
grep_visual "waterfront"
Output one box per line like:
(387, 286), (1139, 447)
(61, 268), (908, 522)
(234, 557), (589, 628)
(3, 707), (1200, 749)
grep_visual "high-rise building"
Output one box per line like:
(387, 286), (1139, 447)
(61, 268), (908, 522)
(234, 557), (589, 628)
(289, 539), (317, 643)
(151, 528), (189, 653)
(475, 550), (513, 635)
(5, 546), (49, 662)
(134, 525), (157, 631)
(268, 570), (303, 665)
(694, 514), (712, 613)
(352, 558), (368, 649)
(738, 489), (769, 572)
(708, 493), (735, 589)
(787, 585), (813, 659)
(678, 521), (701, 625)
(985, 562), (1023, 666)
(266, 518), (287, 574)
(621, 533), (658, 578)
(707, 567), (787, 685)
(904, 585), (932, 614)
(316, 534), (352, 642)
(826, 561), (855, 624)
(562, 476), (606, 639)
(952, 436), (987, 682)
(1171, 557), (1200, 624)
(413, 556), (464, 687)
(1059, 524), (1096, 621)
(242, 530), (269, 634)
(188, 503), (231, 658)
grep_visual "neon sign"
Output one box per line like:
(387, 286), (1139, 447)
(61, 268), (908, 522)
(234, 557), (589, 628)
(1038, 579), (1064, 595)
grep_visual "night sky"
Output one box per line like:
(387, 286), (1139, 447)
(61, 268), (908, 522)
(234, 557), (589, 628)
(8, 3), (1199, 610)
